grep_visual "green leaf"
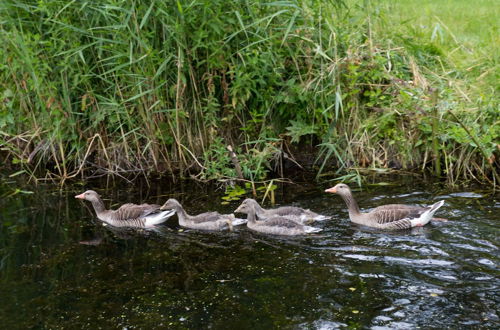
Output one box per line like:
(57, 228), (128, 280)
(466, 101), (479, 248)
(286, 120), (317, 143)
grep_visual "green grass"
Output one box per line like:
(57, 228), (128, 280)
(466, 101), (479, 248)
(0, 0), (498, 187)
(375, 0), (499, 184)
(379, 0), (499, 94)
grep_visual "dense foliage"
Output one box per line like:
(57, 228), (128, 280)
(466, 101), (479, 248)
(0, 0), (498, 185)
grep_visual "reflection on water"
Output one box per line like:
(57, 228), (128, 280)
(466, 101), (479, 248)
(0, 178), (498, 328)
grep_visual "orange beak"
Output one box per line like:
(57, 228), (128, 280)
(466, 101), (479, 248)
(75, 193), (85, 199)
(325, 187), (337, 193)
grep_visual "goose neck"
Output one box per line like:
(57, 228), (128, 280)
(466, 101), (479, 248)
(252, 202), (265, 216)
(246, 208), (257, 224)
(91, 197), (106, 215)
(341, 192), (361, 216)
(174, 205), (189, 223)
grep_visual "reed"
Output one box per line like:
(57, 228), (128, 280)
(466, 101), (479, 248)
(0, 0), (497, 187)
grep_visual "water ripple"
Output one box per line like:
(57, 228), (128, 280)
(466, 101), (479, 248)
(1, 180), (498, 329)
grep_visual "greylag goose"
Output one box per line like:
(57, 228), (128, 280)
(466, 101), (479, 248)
(75, 190), (174, 228)
(160, 199), (246, 231)
(325, 184), (445, 230)
(240, 198), (331, 224)
(234, 199), (322, 235)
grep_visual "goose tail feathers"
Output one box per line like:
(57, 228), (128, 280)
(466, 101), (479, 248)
(304, 226), (323, 234)
(145, 209), (175, 227)
(313, 215), (331, 221)
(231, 218), (248, 226)
(410, 200), (445, 227)
(429, 200), (445, 214)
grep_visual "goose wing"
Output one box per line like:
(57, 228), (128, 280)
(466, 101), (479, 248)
(374, 204), (422, 211)
(369, 205), (426, 224)
(260, 216), (302, 228)
(269, 206), (325, 220)
(190, 211), (227, 224)
(267, 206), (307, 217)
(113, 203), (161, 221)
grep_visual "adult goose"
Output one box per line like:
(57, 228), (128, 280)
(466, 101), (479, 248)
(160, 199), (246, 231)
(75, 190), (174, 228)
(240, 198), (331, 224)
(325, 184), (445, 230)
(234, 199), (322, 235)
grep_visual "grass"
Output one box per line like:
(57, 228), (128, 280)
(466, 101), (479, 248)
(379, 0), (499, 95)
(0, 0), (498, 187)
(374, 0), (499, 185)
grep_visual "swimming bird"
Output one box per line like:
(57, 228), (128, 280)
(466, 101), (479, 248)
(234, 199), (322, 235)
(239, 198), (331, 224)
(75, 190), (175, 228)
(324, 184), (445, 230)
(160, 198), (246, 231)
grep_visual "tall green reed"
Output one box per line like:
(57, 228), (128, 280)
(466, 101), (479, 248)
(0, 0), (497, 186)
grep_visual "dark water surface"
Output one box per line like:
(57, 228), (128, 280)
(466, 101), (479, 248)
(0, 178), (498, 329)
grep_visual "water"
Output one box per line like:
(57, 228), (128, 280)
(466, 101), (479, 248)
(0, 178), (498, 329)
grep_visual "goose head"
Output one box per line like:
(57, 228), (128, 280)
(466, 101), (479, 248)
(75, 190), (101, 202)
(234, 199), (255, 214)
(242, 198), (259, 206)
(160, 198), (182, 211)
(325, 183), (351, 197)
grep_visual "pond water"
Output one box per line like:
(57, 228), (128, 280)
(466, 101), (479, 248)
(0, 177), (498, 329)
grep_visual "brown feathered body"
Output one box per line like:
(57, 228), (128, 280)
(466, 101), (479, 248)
(75, 190), (174, 228)
(235, 200), (322, 235)
(160, 199), (246, 231)
(242, 198), (331, 224)
(325, 184), (445, 230)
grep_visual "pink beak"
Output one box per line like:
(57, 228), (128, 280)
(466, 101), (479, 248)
(325, 187), (337, 193)
(75, 193), (85, 199)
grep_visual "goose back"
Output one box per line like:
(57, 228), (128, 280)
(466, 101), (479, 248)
(109, 203), (161, 221)
(247, 216), (319, 236)
(242, 198), (330, 224)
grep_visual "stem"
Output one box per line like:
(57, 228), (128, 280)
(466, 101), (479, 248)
(430, 88), (441, 177)
(227, 145), (243, 179)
